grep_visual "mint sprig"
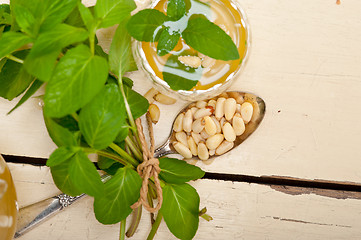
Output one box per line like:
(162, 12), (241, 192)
(0, 0), (210, 239)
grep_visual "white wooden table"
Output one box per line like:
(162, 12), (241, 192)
(1, 0), (361, 239)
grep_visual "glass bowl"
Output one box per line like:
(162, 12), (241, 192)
(133, 0), (251, 101)
(0, 155), (18, 240)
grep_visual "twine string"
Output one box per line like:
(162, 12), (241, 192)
(131, 113), (163, 213)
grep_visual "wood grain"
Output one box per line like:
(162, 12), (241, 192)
(9, 163), (361, 240)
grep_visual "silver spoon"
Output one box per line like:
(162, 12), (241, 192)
(14, 91), (265, 237)
(154, 91), (266, 159)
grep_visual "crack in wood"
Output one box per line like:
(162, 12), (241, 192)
(266, 216), (352, 228)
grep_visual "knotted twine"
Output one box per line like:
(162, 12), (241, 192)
(131, 113), (162, 213)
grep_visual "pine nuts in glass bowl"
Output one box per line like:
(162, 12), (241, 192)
(170, 92), (265, 161)
(133, 0), (251, 101)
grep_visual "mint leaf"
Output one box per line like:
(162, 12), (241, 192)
(94, 167), (142, 224)
(94, 0), (136, 28)
(161, 183), (200, 240)
(109, 18), (137, 77)
(159, 157), (204, 184)
(0, 31), (32, 59)
(0, 50), (33, 101)
(157, 28), (180, 56)
(44, 115), (79, 147)
(50, 161), (83, 196)
(0, 4), (11, 25)
(11, 3), (37, 37)
(167, 0), (186, 21)
(77, 2), (95, 30)
(47, 146), (78, 167)
(79, 84), (126, 150)
(44, 44), (108, 118)
(124, 85), (149, 119)
(162, 54), (201, 90)
(24, 24), (88, 82)
(182, 14), (239, 61)
(69, 150), (104, 197)
(8, 79), (43, 114)
(126, 9), (167, 42)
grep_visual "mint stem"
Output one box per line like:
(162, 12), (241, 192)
(147, 212), (163, 240)
(119, 220), (126, 240)
(6, 54), (24, 64)
(125, 136), (143, 161)
(109, 143), (138, 167)
(126, 207), (143, 237)
(95, 149), (134, 169)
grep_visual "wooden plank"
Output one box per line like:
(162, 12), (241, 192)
(8, 163), (361, 240)
(0, 0), (361, 183)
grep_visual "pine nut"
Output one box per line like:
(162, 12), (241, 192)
(236, 95), (244, 104)
(175, 132), (188, 147)
(191, 132), (203, 144)
(219, 117), (226, 127)
(149, 104), (160, 124)
(224, 98), (236, 121)
(251, 102), (260, 122)
(192, 118), (204, 133)
(207, 99), (217, 109)
(197, 142), (209, 161)
(173, 113), (184, 132)
(241, 102), (253, 123)
(201, 56), (216, 68)
(194, 107), (212, 119)
(232, 113), (245, 136)
(216, 140), (234, 155)
(200, 129), (210, 139)
(206, 134), (224, 150)
(209, 149), (215, 156)
(203, 116), (217, 136)
(222, 122), (236, 142)
(173, 141), (192, 159)
(228, 92), (240, 99)
(218, 92), (228, 98)
(183, 109), (193, 132)
(211, 116), (221, 133)
(196, 100), (207, 109)
(190, 107), (198, 116)
(178, 55), (202, 68)
(155, 93), (177, 105)
(215, 97), (226, 119)
(144, 88), (158, 104)
(187, 136), (198, 156)
(236, 104), (241, 114)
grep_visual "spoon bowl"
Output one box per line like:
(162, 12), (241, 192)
(154, 92), (266, 160)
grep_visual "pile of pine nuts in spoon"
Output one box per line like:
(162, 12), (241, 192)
(145, 89), (265, 161)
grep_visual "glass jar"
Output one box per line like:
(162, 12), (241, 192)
(134, 0), (251, 101)
(0, 155), (17, 240)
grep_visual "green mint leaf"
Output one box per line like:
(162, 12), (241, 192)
(0, 31), (32, 60)
(109, 18), (137, 77)
(94, 0), (136, 29)
(159, 157), (205, 184)
(79, 84), (126, 150)
(0, 4), (11, 25)
(24, 24), (88, 82)
(162, 54), (201, 90)
(8, 79), (43, 114)
(44, 115), (79, 147)
(157, 28), (180, 56)
(95, 44), (109, 60)
(77, 2), (95, 30)
(122, 76), (134, 88)
(124, 85), (149, 119)
(0, 50), (33, 101)
(44, 44), (108, 118)
(126, 9), (167, 42)
(182, 14), (240, 61)
(11, 0), (78, 36)
(161, 183), (200, 240)
(64, 5), (86, 28)
(98, 156), (123, 175)
(167, 0), (186, 21)
(115, 126), (129, 143)
(94, 167), (142, 224)
(69, 150), (104, 197)
(47, 146), (79, 167)
(50, 161), (83, 196)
